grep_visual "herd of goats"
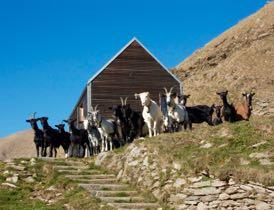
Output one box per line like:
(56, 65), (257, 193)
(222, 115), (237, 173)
(26, 88), (255, 158)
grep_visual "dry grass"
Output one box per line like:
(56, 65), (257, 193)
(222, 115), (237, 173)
(173, 2), (274, 115)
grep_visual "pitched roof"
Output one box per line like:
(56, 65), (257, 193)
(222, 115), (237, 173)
(87, 37), (182, 85)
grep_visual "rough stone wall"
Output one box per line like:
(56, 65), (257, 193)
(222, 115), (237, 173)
(95, 143), (274, 209)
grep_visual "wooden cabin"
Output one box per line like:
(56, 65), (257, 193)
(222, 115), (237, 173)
(70, 38), (182, 127)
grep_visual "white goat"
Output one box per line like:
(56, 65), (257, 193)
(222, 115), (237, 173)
(135, 92), (163, 137)
(89, 105), (117, 152)
(164, 87), (190, 131)
(83, 115), (101, 155)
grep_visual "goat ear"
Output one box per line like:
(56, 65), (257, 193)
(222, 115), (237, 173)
(134, 93), (139, 99)
(216, 92), (220, 95)
(108, 107), (113, 110)
(54, 125), (58, 128)
(186, 94), (190, 98)
(242, 93), (246, 97)
(26, 120), (30, 123)
(251, 92), (255, 96)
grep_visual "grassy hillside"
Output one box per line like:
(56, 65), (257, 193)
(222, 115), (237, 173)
(115, 116), (274, 186)
(173, 2), (274, 116)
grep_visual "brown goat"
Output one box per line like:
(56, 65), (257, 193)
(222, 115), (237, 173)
(235, 92), (255, 121)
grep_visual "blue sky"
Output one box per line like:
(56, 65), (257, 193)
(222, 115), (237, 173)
(0, 0), (266, 137)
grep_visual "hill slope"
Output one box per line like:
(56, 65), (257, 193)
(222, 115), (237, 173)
(173, 2), (274, 116)
(0, 130), (35, 161)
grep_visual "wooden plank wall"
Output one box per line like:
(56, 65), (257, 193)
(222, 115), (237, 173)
(90, 40), (181, 118)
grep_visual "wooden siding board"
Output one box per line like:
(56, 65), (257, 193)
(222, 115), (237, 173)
(90, 40), (180, 118)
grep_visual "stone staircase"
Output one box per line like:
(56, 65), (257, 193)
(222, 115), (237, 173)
(43, 158), (161, 210)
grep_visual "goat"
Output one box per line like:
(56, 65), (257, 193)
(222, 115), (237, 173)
(63, 119), (89, 157)
(217, 91), (237, 122)
(212, 105), (223, 125)
(83, 115), (101, 155)
(180, 94), (214, 126)
(120, 97), (145, 142)
(54, 124), (71, 158)
(25, 112), (46, 157)
(235, 92), (255, 121)
(135, 92), (163, 137)
(39, 117), (61, 157)
(109, 100), (128, 144)
(163, 87), (191, 131)
(89, 105), (119, 152)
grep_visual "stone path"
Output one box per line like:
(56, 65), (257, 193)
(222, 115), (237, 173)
(43, 158), (161, 210)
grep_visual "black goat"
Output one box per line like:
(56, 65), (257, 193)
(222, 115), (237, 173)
(121, 103), (145, 142)
(63, 119), (90, 158)
(109, 104), (128, 145)
(217, 91), (237, 122)
(180, 95), (214, 126)
(39, 117), (61, 157)
(55, 124), (71, 158)
(26, 113), (47, 157)
(212, 105), (223, 126)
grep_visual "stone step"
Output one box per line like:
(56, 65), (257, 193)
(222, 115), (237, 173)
(73, 178), (117, 184)
(65, 174), (116, 179)
(53, 165), (89, 170)
(93, 190), (138, 197)
(99, 196), (144, 203)
(56, 169), (99, 174)
(79, 183), (129, 191)
(107, 202), (160, 209)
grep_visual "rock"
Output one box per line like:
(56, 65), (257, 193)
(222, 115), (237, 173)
(251, 141), (267, 148)
(240, 158), (250, 165)
(173, 178), (186, 188)
(173, 162), (181, 171)
(46, 185), (56, 191)
(128, 160), (139, 166)
(177, 204), (189, 210)
(188, 187), (221, 195)
(152, 189), (162, 200)
(211, 180), (226, 187)
(6, 175), (18, 184)
(225, 186), (239, 194)
(255, 201), (271, 210)
(152, 181), (160, 189)
(169, 193), (187, 203)
(95, 152), (108, 166)
(219, 193), (230, 200)
(117, 169), (123, 180)
(184, 200), (199, 205)
(30, 158), (36, 166)
(185, 196), (200, 201)
(197, 202), (208, 210)
(230, 193), (248, 200)
(143, 156), (149, 167)
(249, 152), (269, 159)
(191, 180), (211, 188)
(188, 176), (203, 183)
(130, 146), (141, 158)
(221, 200), (239, 207)
(240, 185), (253, 191)
(24, 176), (35, 183)
(10, 165), (25, 171)
(1, 182), (17, 188)
(259, 159), (273, 165)
(200, 195), (218, 202)
(228, 178), (236, 185)
(200, 143), (212, 148)
(3, 170), (9, 175)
